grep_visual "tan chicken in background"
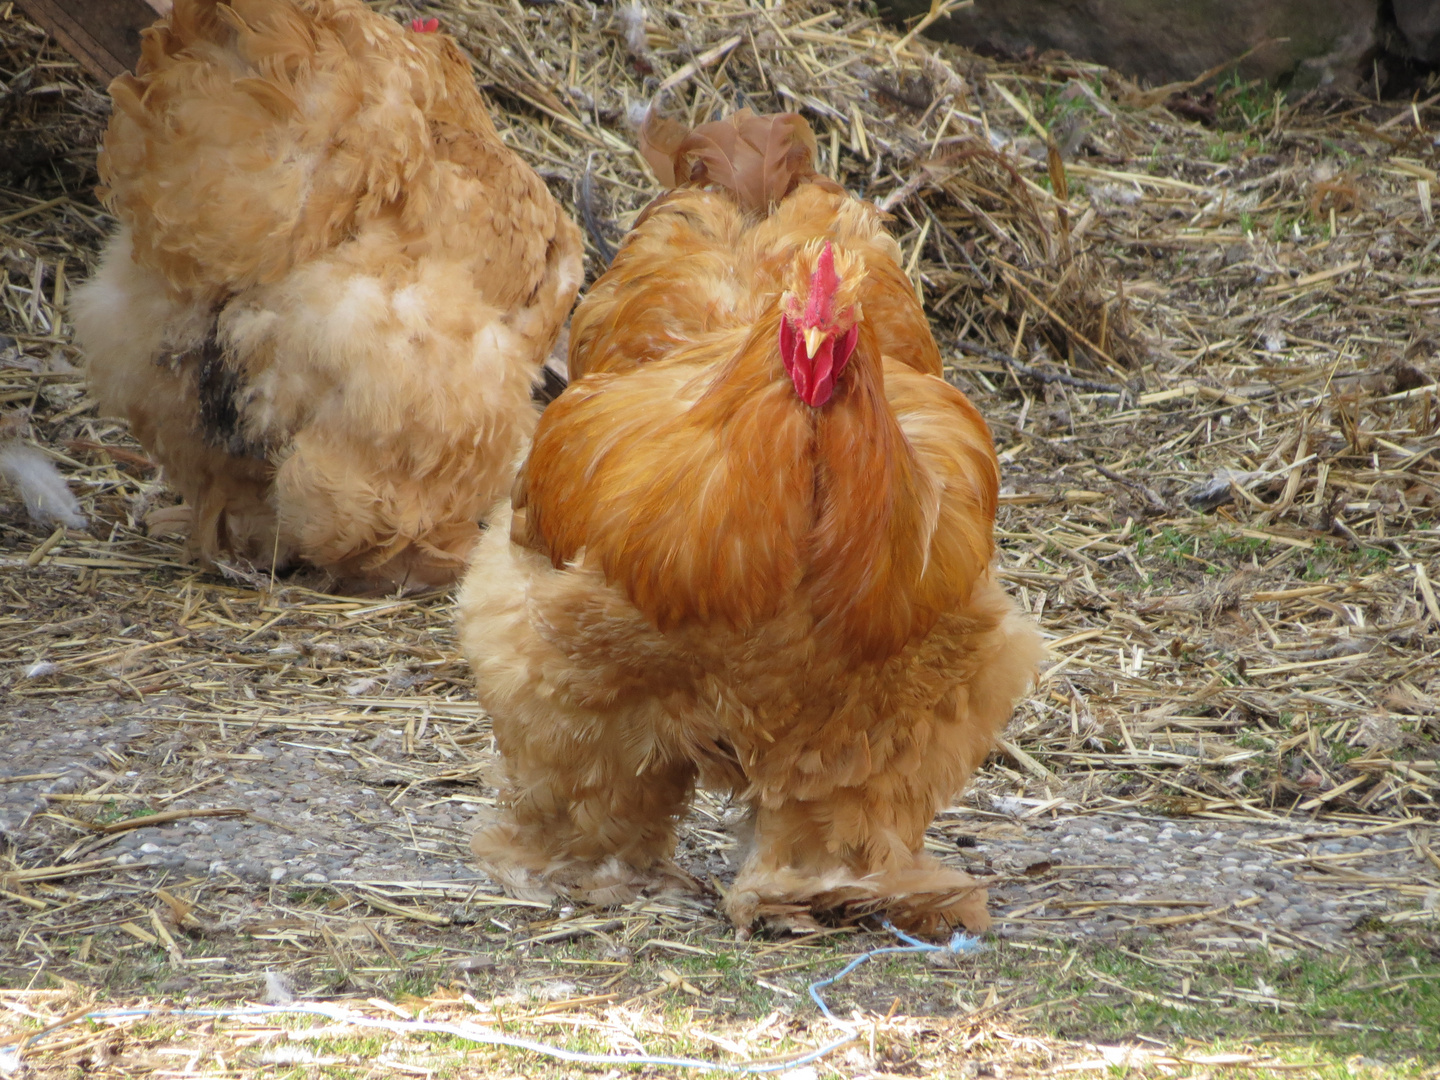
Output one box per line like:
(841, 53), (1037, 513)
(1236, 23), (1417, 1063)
(458, 110), (1043, 935)
(73, 0), (582, 591)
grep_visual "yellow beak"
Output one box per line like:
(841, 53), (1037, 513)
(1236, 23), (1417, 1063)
(802, 326), (828, 359)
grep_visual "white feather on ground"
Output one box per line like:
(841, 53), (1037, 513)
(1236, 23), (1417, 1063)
(618, 2), (651, 66)
(0, 442), (87, 528)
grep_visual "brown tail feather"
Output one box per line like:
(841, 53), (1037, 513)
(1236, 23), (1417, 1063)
(137, 0), (232, 74)
(639, 107), (844, 216)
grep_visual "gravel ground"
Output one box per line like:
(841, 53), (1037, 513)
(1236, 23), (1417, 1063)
(2, 706), (486, 889)
(4, 700), (1432, 954)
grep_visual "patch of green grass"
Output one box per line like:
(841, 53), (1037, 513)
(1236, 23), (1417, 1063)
(1039, 83), (1092, 127)
(22, 909), (1440, 1077)
(98, 945), (174, 992)
(392, 968), (444, 999)
(1215, 532), (1271, 559)
(1328, 741), (1362, 766)
(94, 800), (155, 826)
(991, 936), (1440, 1064)
(1235, 730), (1275, 751)
(285, 885), (339, 907)
(1321, 138), (1356, 166)
(1216, 71), (1272, 130)
(304, 1033), (389, 1057)
(1135, 526), (1198, 568)
(1300, 541), (1392, 581)
(1356, 546), (1391, 570)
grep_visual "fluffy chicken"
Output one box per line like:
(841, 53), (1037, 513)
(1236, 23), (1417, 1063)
(73, 0), (582, 590)
(458, 110), (1042, 934)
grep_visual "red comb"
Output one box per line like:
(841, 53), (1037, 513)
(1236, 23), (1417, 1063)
(410, 16), (439, 32)
(801, 242), (840, 327)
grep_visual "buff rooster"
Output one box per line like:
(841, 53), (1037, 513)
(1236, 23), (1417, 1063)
(457, 110), (1042, 935)
(73, 0), (582, 591)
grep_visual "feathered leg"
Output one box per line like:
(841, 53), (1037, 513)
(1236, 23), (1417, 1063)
(724, 579), (1043, 936)
(473, 718), (698, 905)
(459, 506), (703, 904)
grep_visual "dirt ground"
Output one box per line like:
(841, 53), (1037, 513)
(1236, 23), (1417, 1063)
(2, 0), (1440, 1076)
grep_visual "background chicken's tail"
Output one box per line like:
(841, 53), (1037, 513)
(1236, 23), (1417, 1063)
(637, 106), (844, 215)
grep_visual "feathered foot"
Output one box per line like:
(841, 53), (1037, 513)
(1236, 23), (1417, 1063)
(471, 818), (702, 908)
(145, 503), (193, 539)
(723, 857), (990, 940)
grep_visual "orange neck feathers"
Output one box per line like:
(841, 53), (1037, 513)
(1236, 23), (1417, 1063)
(804, 325), (953, 660)
(523, 309), (963, 662)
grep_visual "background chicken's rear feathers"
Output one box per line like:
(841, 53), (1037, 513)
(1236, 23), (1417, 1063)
(74, 0), (582, 590)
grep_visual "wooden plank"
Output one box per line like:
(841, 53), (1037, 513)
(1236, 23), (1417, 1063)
(13, 0), (167, 86)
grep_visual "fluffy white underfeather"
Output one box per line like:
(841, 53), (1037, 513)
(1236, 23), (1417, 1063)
(0, 442), (87, 528)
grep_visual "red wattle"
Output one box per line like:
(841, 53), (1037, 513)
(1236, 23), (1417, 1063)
(778, 317), (858, 408)
(805, 337), (836, 407)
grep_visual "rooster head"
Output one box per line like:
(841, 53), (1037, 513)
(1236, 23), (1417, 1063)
(778, 241), (862, 408)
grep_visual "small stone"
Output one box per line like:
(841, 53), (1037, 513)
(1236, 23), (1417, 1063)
(268, 866), (287, 883)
